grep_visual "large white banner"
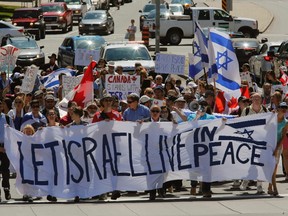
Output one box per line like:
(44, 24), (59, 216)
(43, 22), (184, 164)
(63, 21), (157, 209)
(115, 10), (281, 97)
(5, 113), (277, 198)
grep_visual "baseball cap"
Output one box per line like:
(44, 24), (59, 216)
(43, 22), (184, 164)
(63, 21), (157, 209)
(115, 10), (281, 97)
(139, 95), (151, 104)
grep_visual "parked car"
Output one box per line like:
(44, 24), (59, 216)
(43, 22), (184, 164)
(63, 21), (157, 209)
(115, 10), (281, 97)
(232, 38), (260, 70)
(249, 41), (281, 85)
(139, 3), (168, 31)
(169, 3), (184, 16)
(12, 7), (46, 41)
(100, 42), (155, 73)
(3, 35), (45, 67)
(58, 35), (106, 69)
(79, 10), (114, 35)
(55, 0), (94, 23)
(0, 20), (24, 46)
(41, 2), (73, 33)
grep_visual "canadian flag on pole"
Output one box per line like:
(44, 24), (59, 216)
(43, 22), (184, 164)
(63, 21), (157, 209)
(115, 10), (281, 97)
(58, 61), (97, 117)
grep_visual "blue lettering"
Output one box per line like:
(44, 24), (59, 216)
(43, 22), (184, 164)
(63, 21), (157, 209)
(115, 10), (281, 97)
(31, 144), (48, 185)
(44, 141), (59, 185)
(102, 134), (116, 179)
(209, 142), (221, 166)
(68, 141), (84, 183)
(17, 141), (33, 184)
(176, 133), (192, 170)
(145, 134), (163, 174)
(222, 142), (235, 164)
(251, 145), (266, 166)
(194, 144), (208, 167)
(236, 143), (251, 164)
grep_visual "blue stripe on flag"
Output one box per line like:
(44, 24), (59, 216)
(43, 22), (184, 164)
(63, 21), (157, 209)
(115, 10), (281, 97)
(217, 73), (241, 90)
(210, 32), (234, 52)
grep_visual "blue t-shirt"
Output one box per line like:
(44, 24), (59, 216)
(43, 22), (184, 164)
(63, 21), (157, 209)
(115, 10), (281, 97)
(123, 104), (150, 121)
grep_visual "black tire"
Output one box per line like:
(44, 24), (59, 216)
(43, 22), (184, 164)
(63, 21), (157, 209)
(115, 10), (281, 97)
(160, 37), (168, 45)
(111, 25), (114, 34)
(62, 22), (68, 33)
(239, 28), (254, 38)
(167, 30), (182, 45)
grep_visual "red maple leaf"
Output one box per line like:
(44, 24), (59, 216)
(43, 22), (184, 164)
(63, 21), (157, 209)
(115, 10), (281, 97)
(227, 97), (238, 108)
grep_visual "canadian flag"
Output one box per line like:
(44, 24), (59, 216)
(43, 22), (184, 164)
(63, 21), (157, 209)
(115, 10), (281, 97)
(280, 71), (288, 86)
(58, 61), (97, 117)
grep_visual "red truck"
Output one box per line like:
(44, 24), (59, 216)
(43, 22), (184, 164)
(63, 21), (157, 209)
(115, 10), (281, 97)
(40, 2), (73, 33)
(12, 7), (46, 40)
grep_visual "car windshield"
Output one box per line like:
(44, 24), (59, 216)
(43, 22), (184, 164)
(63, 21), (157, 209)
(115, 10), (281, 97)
(104, 46), (151, 61)
(8, 38), (38, 49)
(269, 45), (280, 53)
(55, 0), (81, 5)
(75, 38), (105, 50)
(147, 9), (170, 19)
(83, 12), (106, 20)
(41, 5), (65, 12)
(13, 10), (40, 19)
(169, 5), (183, 13)
(171, 0), (193, 4)
(143, 4), (166, 13)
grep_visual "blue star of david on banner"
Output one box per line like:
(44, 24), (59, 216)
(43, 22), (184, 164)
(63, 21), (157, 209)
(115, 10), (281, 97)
(216, 50), (233, 70)
(193, 41), (201, 57)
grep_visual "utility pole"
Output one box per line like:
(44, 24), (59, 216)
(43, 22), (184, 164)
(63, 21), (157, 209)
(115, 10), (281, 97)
(155, 0), (160, 54)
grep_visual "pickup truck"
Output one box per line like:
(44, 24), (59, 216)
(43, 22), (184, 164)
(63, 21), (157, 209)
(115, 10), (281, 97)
(40, 2), (73, 33)
(12, 7), (46, 41)
(145, 7), (259, 45)
(55, 0), (94, 23)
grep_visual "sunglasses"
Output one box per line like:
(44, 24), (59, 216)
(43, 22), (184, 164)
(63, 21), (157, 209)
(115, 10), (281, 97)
(147, 92), (153, 94)
(127, 100), (134, 104)
(48, 113), (55, 116)
(31, 105), (40, 108)
(151, 110), (160, 113)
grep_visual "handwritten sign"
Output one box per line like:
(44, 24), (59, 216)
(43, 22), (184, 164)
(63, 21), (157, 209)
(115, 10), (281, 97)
(62, 75), (83, 97)
(0, 44), (20, 73)
(105, 75), (140, 100)
(20, 65), (38, 94)
(240, 71), (252, 88)
(155, 53), (185, 75)
(75, 49), (100, 66)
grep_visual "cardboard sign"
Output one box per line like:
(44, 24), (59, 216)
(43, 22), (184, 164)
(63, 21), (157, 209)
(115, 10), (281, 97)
(105, 75), (140, 100)
(62, 75), (83, 97)
(74, 49), (100, 66)
(155, 53), (185, 75)
(0, 44), (20, 73)
(20, 65), (38, 94)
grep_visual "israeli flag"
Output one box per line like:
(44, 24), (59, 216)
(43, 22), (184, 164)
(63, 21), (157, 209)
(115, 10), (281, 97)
(189, 22), (209, 80)
(208, 28), (241, 97)
(41, 68), (77, 89)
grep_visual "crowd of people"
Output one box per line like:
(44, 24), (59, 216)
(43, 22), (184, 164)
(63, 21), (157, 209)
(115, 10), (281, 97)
(0, 56), (288, 202)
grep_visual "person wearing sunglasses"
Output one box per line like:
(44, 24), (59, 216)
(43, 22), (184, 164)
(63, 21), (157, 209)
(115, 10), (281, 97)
(142, 105), (170, 200)
(123, 93), (150, 122)
(20, 100), (47, 131)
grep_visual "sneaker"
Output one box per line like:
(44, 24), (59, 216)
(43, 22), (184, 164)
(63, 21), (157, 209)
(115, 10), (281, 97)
(4, 188), (11, 200)
(257, 185), (265, 194)
(232, 180), (241, 189)
(240, 180), (249, 191)
(23, 195), (33, 202)
(74, 196), (80, 203)
(190, 187), (196, 195)
(98, 193), (107, 201)
(47, 195), (57, 202)
(111, 191), (121, 200)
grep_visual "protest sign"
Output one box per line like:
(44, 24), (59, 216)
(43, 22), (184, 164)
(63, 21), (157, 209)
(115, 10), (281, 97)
(62, 75), (83, 97)
(155, 53), (185, 75)
(5, 113), (276, 198)
(74, 49), (100, 66)
(105, 75), (140, 100)
(20, 65), (38, 94)
(0, 44), (20, 74)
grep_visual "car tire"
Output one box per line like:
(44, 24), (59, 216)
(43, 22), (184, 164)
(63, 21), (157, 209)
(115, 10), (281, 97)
(160, 37), (168, 45)
(111, 25), (114, 34)
(239, 28), (254, 38)
(167, 29), (182, 45)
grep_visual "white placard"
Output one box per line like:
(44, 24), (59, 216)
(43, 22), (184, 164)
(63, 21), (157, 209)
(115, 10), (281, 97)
(240, 71), (252, 88)
(20, 65), (38, 94)
(105, 75), (140, 100)
(74, 49), (100, 66)
(155, 53), (185, 75)
(62, 75), (83, 97)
